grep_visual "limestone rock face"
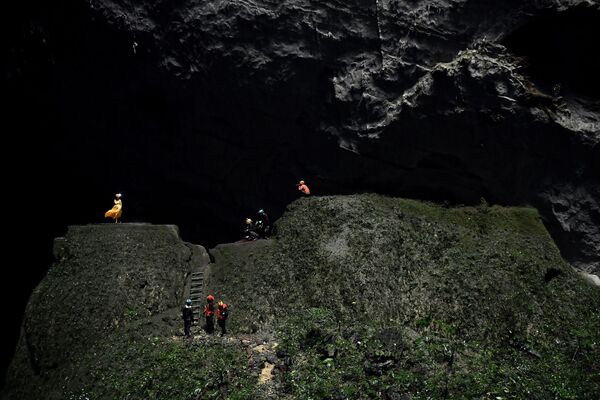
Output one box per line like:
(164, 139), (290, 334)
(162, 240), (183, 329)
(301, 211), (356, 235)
(2, 224), (207, 399)
(5, 0), (599, 274)
(2, 197), (599, 399)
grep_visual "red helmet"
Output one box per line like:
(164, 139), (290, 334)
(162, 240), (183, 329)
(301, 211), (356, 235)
(207, 295), (215, 301)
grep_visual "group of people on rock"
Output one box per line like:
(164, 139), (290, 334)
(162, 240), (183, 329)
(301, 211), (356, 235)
(103, 179), (311, 225)
(103, 179), (311, 338)
(182, 295), (229, 338)
(243, 208), (271, 240)
(242, 179), (311, 240)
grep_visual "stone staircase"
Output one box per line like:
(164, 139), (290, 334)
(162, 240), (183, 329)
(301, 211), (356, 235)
(189, 270), (204, 324)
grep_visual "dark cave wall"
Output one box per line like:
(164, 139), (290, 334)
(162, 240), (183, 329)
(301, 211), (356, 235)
(2, 0), (599, 386)
(503, 5), (600, 98)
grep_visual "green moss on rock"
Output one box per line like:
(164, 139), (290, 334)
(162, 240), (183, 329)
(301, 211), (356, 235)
(69, 335), (256, 400)
(206, 194), (600, 399)
(2, 224), (220, 400)
(3, 196), (599, 400)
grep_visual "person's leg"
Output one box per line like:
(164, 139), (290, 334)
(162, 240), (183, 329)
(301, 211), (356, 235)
(206, 316), (214, 334)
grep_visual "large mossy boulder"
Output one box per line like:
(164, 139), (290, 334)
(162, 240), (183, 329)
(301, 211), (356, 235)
(1, 224), (230, 400)
(207, 194), (600, 399)
(3, 197), (599, 399)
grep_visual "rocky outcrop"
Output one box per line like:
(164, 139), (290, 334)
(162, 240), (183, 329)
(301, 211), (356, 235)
(1, 224), (208, 399)
(204, 194), (600, 399)
(5, 1), (599, 273)
(4, 196), (599, 399)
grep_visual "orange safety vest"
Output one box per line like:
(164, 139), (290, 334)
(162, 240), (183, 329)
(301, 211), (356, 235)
(203, 303), (214, 317)
(298, 184), (311, 195)
(217, 304), (228, 320)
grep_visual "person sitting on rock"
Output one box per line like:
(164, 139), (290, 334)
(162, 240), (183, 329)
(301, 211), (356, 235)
(244, 218), (260, 241)
(297, 180), (311, 196)
(182, 299), (194, 338)
(256, 209), (270, 237)
(216, 300), (229, 336)
(203, 295), (215, 334)
(104, 193), (123, 223)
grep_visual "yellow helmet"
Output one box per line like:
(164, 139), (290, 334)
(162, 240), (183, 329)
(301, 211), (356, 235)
(299, 180), (305, 185)
(246, 218), (252, 225)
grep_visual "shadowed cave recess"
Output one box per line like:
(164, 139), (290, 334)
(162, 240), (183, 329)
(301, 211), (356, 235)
(2, 0), (599, 387)
(503, 5), (600, 99)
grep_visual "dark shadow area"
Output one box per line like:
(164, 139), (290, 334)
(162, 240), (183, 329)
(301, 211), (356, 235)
(544, 268), (562, 283)
(503, 4), (600, 99)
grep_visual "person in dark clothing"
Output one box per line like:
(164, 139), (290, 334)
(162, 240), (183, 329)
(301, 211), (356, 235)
(203, 295), (215, 334)
(243, 218), (260, 241)
(217, 300), (229, 336)
(182, 299), (194, 337)
(256, 209), (270, 237)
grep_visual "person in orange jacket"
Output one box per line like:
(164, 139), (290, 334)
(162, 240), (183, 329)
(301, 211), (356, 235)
(203, 295), (215, 334)
(297, 180), (311, 196)
(217, 300), (229, 336)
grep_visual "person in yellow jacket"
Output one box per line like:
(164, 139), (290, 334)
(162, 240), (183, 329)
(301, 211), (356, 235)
(104, 193), (122, 223)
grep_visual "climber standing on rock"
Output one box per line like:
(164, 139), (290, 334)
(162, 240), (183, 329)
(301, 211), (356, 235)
(297, 180), (311, 196)
(217, 300), (229, 336)
(104, 193), (123, 223)
(203, 295), (215, 334)
(181, 299), (193, 338)
(256, 209), (270, 237)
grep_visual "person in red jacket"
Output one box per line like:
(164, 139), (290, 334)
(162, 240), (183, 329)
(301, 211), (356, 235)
(297, 180), (311, 196)
(216, 300), (229, 336)
(203, 295), (215, 334)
